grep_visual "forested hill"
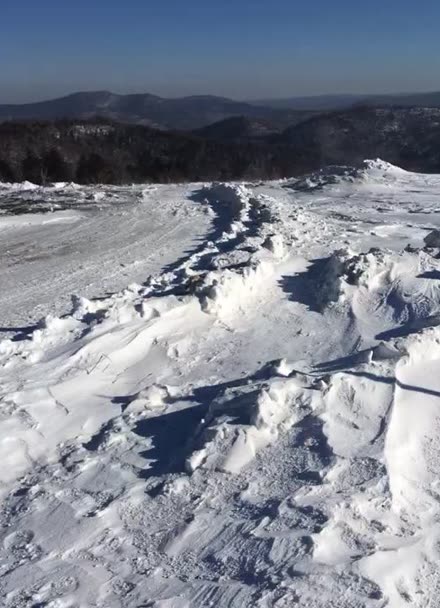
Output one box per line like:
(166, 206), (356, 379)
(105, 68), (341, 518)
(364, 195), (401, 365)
(2, 106), (440, 184)
(0, 121), (308, 184)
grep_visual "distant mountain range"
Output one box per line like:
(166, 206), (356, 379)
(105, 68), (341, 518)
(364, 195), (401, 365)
(0, 91), (315, 131)
(2, 89), (440, 132)
(250, 94), (366, 111)
(362, 91), (440, 108)
(251, 91), (440, 111)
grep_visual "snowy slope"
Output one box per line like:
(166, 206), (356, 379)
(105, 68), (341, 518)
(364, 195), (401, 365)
(2, 161), (440, 607)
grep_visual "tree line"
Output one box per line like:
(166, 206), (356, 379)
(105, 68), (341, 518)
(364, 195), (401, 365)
(0, 120), (311, 184)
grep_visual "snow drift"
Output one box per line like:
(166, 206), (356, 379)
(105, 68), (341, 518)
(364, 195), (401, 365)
(2, 162), (440, 607)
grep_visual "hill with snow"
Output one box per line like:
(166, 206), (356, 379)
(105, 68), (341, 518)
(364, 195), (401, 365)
(1, 161), (440, 606)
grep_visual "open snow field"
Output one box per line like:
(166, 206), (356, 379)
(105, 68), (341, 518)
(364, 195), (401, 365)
(2, 160), (440, 606)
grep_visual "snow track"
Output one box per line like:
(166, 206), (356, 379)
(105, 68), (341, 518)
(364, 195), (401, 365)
(2, 161), (440, 606)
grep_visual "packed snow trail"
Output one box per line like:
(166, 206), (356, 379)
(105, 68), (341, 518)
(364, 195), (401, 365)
(2, 161), (440, 606)
(0, 183), (212, 337)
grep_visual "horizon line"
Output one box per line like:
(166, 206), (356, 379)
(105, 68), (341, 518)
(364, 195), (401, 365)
(2, 87), (440, 106)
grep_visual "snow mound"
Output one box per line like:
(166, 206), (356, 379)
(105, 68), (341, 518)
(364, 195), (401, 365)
(199, 260), (274, 319)
(202, 182), (252, 218)
(187, 373), (321, 474)
(342, 249), (440, 336)
(289, 165), (362, 191)
(362, 158), (409, 177)
(289, 159), (410, 192)
(386, 326), (440, 519)
(0, 180), (39, 191)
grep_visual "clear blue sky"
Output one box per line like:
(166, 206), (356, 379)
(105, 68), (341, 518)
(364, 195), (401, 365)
(2, 0), (440, 102)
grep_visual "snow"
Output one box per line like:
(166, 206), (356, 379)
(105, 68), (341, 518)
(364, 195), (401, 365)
(0, 182), (212, 337)
(2, 162), (440, 606)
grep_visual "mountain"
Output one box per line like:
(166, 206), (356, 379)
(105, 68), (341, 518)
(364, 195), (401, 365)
(0, 91), (313, 131)
(365, 91), (440, 107)
(194, 106), (440, 174)
(253, 91), (440, 111)
(5, 90), (440, 132)
(250, 93), (366, 110)
(192, 113), (316, 140)
(273, 106), (440, 172)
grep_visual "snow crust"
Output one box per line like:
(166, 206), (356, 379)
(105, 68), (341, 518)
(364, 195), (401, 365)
(2, 161), (440, 606)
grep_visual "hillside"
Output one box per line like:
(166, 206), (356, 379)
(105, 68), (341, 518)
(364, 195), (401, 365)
(193, 113), (316, 140)
(275, 106), (440, 172)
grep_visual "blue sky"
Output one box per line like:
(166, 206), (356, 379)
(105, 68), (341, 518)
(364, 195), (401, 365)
(2, 0), (440, 102)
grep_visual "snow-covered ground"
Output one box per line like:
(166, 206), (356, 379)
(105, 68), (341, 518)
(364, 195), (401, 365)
(0, 182), (212, 337)
(1, 160), (440, 607)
